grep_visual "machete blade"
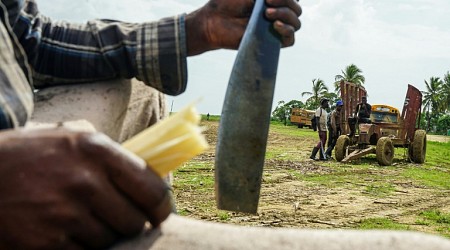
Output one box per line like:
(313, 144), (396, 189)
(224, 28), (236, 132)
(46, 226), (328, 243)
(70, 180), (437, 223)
(215, 0), (281, 214)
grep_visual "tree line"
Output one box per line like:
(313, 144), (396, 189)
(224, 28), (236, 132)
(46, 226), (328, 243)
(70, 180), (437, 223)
(272, 64), (450, 135)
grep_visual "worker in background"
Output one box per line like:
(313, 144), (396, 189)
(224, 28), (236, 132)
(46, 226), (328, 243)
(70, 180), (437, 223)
(349, 96), (372, 137)
(310, 98), (329, 160)
(325, 100), (343, 159)
(355, 96), (372, 123)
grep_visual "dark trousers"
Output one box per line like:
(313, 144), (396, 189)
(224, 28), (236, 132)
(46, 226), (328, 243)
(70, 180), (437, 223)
(327, 128), (333, 147)
(326, 128), (341, 157)
(315, 131), (327, 159)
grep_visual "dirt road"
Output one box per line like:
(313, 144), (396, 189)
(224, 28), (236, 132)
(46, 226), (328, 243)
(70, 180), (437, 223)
(428, 135), (449, 143)
(173, 121), (450, 237)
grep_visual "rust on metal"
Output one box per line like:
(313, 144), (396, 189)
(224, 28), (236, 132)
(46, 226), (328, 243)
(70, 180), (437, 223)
(400, 84), (422, 143)
(339, 81), (367, 135)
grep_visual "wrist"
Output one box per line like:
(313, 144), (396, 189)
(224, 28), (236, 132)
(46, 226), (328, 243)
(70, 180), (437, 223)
(185, 7), (214, 56)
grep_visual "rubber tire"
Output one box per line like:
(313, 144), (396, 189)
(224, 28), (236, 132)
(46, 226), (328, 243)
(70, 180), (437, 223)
(335, 135), (350, 162)
(376, 137), (394, 166)
(410, 130), (427, 163)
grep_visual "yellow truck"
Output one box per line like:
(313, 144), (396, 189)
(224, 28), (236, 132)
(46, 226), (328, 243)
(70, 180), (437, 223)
(290, 108), (315, 129)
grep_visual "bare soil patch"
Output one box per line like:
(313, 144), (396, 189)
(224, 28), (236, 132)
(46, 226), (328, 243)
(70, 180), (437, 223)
(428, 135), (449, 143)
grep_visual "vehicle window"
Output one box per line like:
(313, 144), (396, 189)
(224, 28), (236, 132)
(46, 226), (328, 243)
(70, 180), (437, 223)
(371, 111), (398, 123)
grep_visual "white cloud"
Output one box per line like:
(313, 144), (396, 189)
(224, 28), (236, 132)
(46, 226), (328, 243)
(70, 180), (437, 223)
(303, 0), (450, 59)
(39, 0), (202, 22)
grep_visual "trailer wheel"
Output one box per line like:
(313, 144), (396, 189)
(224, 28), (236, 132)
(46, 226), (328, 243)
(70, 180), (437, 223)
(376, 137), (394, 166)
(410, 130), (427, 163)
(335, 135), (350, 162)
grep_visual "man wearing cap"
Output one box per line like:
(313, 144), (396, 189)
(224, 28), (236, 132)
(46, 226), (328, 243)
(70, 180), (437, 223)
(310, 98), (329, 160)
(325, 100), (343, 159)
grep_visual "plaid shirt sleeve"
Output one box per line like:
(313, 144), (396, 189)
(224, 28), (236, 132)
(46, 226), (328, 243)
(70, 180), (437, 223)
(20, 0), (188, 95)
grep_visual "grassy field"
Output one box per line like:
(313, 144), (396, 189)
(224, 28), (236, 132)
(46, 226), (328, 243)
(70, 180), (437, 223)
(172, 120), (450, 238)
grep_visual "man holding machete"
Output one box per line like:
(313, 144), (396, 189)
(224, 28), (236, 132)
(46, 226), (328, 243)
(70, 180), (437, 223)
(0, 0), (302, 248)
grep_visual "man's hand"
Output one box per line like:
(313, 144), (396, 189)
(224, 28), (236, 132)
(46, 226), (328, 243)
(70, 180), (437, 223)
(0, 129), (171, 249)
(186, 0), (302, 55)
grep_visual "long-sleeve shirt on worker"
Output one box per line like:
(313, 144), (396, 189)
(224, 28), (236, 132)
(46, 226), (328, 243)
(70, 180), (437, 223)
(0, 0), (187, 129)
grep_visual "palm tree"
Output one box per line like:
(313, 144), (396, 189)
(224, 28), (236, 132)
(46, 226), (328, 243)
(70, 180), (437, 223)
(301, 78), (329, 109)
(334, 64), (366, 92)
(441, 71), (450, 113)
(422, 77), (443, 131)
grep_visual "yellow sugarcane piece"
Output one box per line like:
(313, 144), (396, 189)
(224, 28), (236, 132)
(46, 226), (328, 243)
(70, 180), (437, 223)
(122, 104), (208, 177)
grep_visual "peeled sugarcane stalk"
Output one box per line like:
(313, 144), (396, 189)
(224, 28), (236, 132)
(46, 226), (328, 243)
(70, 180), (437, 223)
(122, 104), (208, 177)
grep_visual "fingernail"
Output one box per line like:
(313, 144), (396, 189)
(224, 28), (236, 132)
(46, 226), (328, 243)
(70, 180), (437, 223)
(266, 8), (275, 16)
(275, 20), (284, 27)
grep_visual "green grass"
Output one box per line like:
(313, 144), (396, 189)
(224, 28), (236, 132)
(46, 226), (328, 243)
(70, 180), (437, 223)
(402, 167), (450, 189)
(358, 218), (410, 230)
(173, 161), (214, 190)
(216, 211), (230, 221)
(424, 141), (450, 167)
(417, 210), (450, 238)
(201, 114), (221, 122)
(177, 208), (191, 216)
(404, 140), (448, 193)
(364, 183), (396, 197)
(269, 123), (316, 137)
(414, 219), (430, 226)
(420, 210), (450, 224)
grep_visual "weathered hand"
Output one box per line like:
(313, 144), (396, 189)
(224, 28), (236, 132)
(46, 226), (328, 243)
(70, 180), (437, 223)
(0, 128), (171, 249)
(186, 0), (302, 55)
(265, 0), (302, 47)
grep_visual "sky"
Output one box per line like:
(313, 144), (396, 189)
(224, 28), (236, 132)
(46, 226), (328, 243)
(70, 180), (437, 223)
(39, 0), (450, 115)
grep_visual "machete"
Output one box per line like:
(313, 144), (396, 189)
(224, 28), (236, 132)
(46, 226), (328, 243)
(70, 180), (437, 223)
(215, 0), (281, 214)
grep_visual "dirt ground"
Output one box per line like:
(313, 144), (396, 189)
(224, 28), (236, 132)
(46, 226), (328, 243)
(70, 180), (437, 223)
(173, 121), (450, 237)
(428, 135), (450, 143)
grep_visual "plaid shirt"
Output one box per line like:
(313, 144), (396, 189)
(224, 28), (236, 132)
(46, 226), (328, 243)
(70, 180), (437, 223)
(0, 0), (187, 129)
